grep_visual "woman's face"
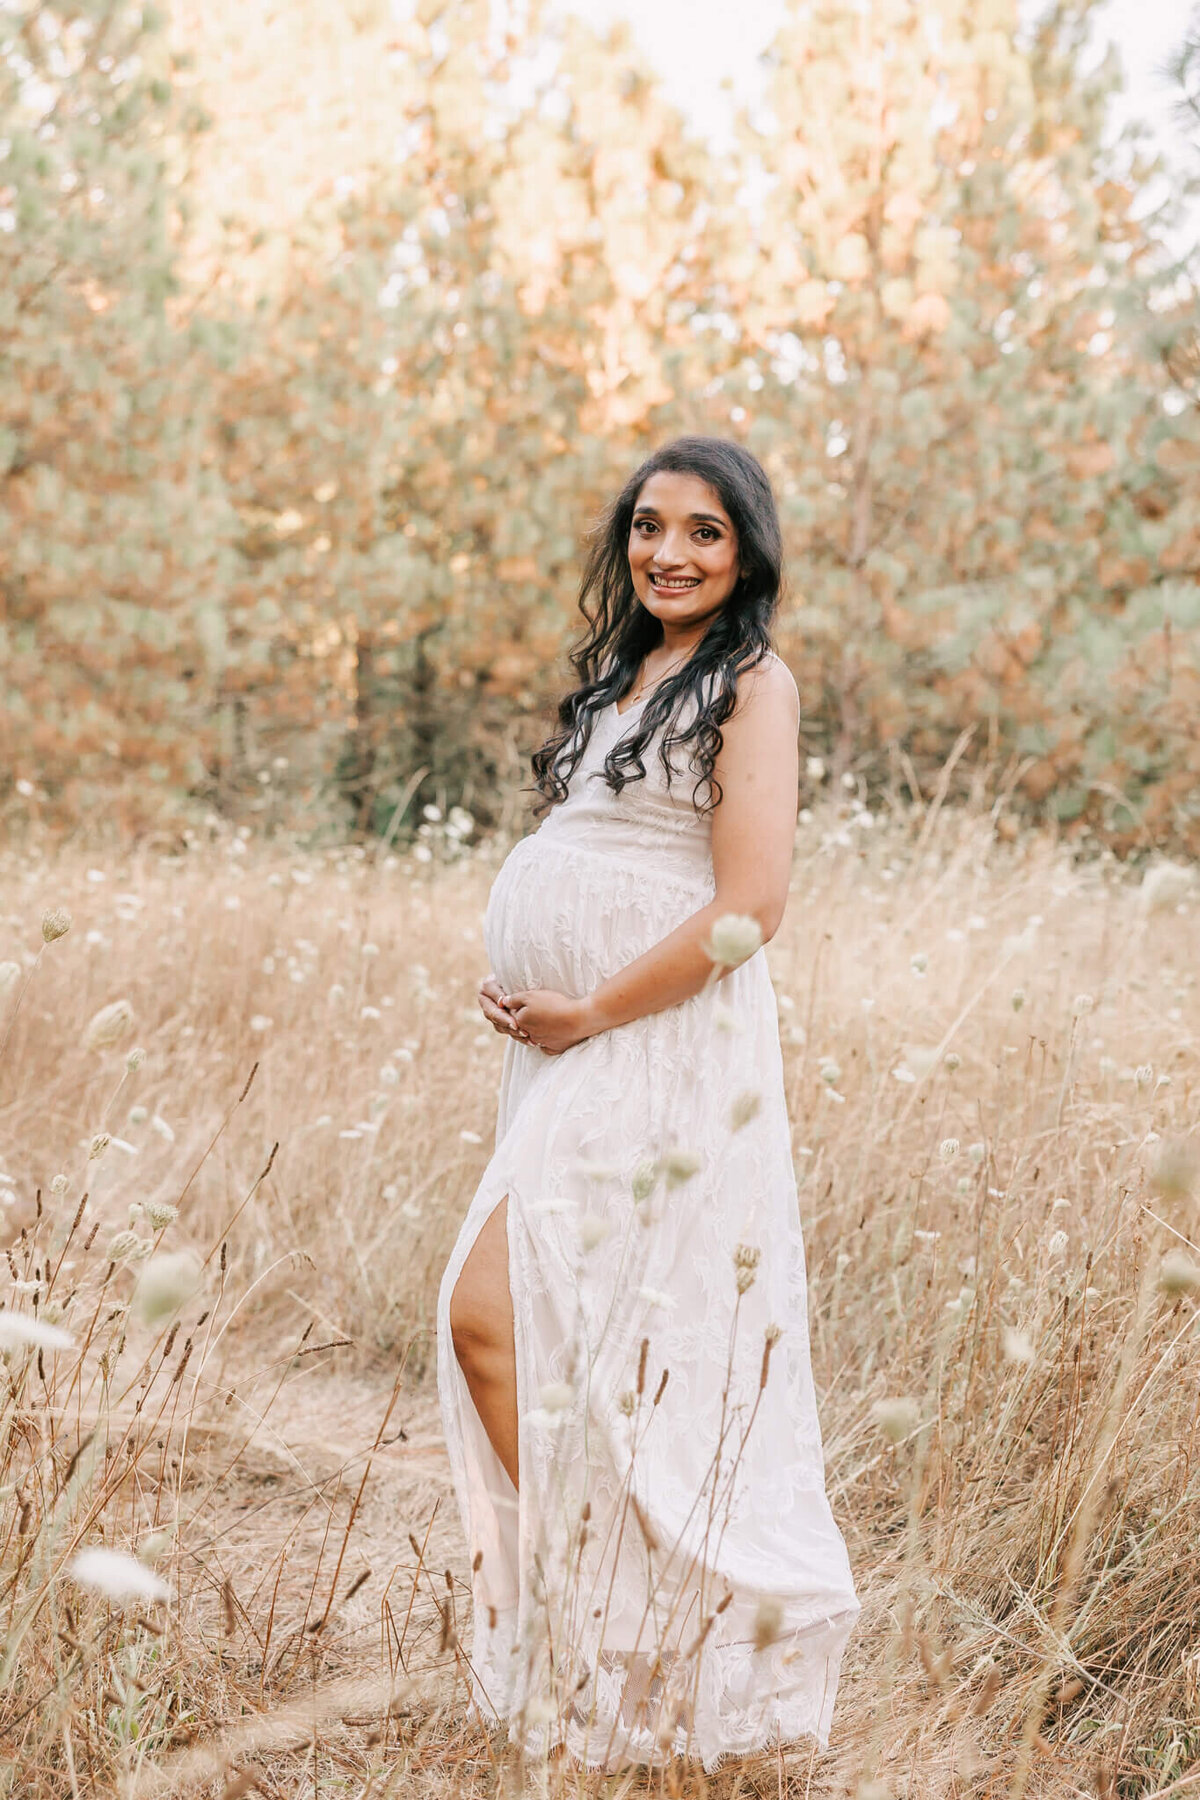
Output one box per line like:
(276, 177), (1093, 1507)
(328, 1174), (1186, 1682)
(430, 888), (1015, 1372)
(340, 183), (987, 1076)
(627, 471), (740, 630)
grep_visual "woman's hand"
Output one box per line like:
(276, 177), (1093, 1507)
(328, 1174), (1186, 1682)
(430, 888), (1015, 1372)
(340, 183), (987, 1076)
(500, 987), (595, 1056)
(478, 973), (531, 1043)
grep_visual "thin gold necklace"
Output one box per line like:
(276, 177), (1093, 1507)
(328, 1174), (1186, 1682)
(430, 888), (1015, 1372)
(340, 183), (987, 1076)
(626, 649), (693, 705)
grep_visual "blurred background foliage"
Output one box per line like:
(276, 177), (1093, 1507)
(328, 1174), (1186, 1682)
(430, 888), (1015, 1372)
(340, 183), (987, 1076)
(1, 0), (1199, 850)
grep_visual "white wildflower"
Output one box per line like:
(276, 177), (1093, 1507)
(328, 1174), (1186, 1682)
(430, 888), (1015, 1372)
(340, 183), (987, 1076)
(1159, 1251), (1200, 1298)
(662, 1149), (701, 1186)
(1071, 993), (1094, 1017)
(944, 1051), (962, 1072)
(1135, 1063), (1154, 1090)
(67, 1547), (170, 1605)
(578, 1214), (611, 1252)
(125, 1046), (146, 1072)
(538, 1381), (573, 1413)
(805, 755), (826, 782)
(0, 1313), (75, 1353)
(145, 1203), (178, 1231)
(1047, 1229), (1069, 1260)
(132, 1251), (202, 1327)
(705, 913), (763, 968)
(730, 1089), (762, 1131)
(939, 1138), (959, 1162)
(871, 1397), (919, 1443)
(1140, 861), (1192, 913)
(88, 1133), (111, 1162)
(1001, 1326), (1035, 1365)
(819, 1057), (841, 1087)
(636, 1286), (677, 1311)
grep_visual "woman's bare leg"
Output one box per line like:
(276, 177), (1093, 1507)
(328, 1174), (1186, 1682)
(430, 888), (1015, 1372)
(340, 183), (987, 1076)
(449, 1197), (519, 1490)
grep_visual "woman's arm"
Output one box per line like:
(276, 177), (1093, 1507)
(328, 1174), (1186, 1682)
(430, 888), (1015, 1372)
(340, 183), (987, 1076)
(503, 657), (800, 1051)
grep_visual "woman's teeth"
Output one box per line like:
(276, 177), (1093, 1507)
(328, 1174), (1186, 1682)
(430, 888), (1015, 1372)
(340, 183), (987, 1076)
(651, 576), (701, 590)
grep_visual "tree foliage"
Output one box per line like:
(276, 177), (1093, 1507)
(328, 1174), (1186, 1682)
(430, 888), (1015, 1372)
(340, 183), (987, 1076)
(1, 0), (1197, 849)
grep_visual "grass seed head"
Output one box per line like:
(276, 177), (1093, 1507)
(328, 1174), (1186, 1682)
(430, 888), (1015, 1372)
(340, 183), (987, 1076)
(1159, 1250), (1200, 1298)
(578, 1213), (611, 1252)
(734, 1242), (761, 1293)
(83, 998), (135, 1052)
(632, 1158), (658, 1202)
(0, 1313), (75, 1353)
(1140, 861), (1193, 912)
(705, 912), (763, 968)
(1002, 1325), (1036, 1364)
(133, 1250), (202, 1326)
(752, 1595), (784, 1651)
(730, 1088), (762, 1131)
(107, 1229), (145, 1263)
(41, 907), (72, 943)
(662, 1148), (702, 1187)
(1150, 1139), (1199, 1201)
(872, 1396), (919, 1442)
(538, 1380), (573, 1413)
(67, 1547), (170, 1604)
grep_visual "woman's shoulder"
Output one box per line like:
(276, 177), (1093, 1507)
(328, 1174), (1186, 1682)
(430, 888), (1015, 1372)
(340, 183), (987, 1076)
(734, 648), (798, 708)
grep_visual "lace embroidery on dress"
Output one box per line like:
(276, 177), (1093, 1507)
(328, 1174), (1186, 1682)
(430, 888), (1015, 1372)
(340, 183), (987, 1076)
(436, 652), (860, 1771)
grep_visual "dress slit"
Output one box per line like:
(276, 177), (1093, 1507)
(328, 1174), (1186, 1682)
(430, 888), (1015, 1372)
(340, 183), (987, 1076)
(436, 669), (861, 1770)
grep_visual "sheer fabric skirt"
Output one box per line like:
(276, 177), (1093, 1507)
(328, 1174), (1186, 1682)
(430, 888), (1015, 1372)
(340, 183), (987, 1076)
(435, 831), (860, 1771)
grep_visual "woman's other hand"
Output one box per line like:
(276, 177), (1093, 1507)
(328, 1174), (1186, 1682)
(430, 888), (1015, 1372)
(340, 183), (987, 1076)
(501, 988), (595, 1056)
(478, 973), (531, 1042)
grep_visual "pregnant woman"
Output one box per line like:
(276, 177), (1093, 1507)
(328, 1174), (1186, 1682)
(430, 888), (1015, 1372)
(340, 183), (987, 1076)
(436, 436), (860, 1773)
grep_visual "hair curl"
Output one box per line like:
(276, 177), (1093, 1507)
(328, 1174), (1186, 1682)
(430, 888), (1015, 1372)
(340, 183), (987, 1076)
(527, 436), (785, 820)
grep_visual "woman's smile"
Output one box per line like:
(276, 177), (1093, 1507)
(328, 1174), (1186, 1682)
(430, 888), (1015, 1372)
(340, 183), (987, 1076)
(648, 572), (703, 594)
(627, 469), (741, 623)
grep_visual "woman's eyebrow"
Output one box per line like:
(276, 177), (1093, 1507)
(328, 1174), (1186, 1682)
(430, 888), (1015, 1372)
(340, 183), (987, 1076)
(632, 507), (728, 526)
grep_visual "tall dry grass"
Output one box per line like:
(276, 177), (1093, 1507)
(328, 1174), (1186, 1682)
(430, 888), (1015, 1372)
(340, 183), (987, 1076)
(0, 795), (1197, 1797)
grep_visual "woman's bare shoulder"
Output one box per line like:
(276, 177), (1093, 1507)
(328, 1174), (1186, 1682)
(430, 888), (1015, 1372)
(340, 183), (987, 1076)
(730, 649), (799, 716)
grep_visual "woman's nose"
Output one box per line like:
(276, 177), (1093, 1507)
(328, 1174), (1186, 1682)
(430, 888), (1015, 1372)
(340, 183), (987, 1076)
(653, 531), (689, 566)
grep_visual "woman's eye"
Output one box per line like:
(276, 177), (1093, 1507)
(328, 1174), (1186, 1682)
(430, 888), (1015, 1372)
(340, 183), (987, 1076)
(696, 527), (716, 541)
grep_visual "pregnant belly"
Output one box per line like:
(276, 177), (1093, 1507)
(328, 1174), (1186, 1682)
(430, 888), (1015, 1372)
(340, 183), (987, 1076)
(482, 830), (712, 1001)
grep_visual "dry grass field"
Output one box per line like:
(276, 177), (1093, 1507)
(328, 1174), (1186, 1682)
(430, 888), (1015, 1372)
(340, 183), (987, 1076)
(1, 795), (1198, 1799)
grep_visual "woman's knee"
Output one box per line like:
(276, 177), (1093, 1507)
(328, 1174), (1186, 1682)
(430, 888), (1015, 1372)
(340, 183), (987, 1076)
(449, 1198), (512, 1368)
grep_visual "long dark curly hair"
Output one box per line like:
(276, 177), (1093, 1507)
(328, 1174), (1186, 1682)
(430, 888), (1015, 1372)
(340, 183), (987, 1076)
(527, 436), (785, 820)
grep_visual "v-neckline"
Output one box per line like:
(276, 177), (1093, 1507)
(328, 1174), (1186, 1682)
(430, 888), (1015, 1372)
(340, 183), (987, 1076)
(612, 694), (647, 722)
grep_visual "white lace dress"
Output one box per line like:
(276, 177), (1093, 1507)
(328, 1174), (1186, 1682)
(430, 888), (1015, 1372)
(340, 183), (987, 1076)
(436, 665), (860, 1771)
